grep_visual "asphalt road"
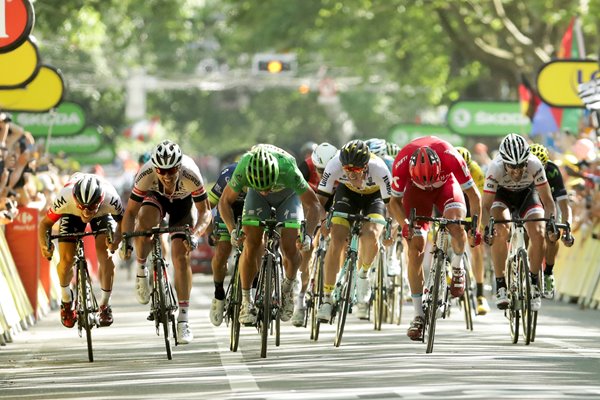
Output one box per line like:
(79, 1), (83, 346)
(3, 265), (600, 400)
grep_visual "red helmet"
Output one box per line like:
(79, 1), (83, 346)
(409, 147), (441, 188)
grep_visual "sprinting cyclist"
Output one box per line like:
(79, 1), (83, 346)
(39, 173), (123, 328)
(292, 142), (338, 327)
(218, 144), (323, 325)
(455, 146), (490, 315)
(481, 134), (558, 312)
(388, 136), (482, 341)
(366, 138), (394, 171)
(207, 162), (246, 326)
(316, 140), (393, 321)
(529, 143), (574, 298)
(121, 139), (212, 344)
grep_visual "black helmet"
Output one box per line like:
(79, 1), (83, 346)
(340, 140), (370, 168)
(73, 175), (104, 209)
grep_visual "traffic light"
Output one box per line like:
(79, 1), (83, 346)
(253, 53), (296, 75)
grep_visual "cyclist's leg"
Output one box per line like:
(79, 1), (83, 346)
(93, 216), (117, 326)
(543, 235), (559, 298)
(133, 194), (163, 304)
(523, 205), (545, 311)
(209, 219), (232, 326)
(489, 197), (511, 308)
(56, 216), (81, 328)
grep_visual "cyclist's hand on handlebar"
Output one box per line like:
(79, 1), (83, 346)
(41, 242), (54, 260)
(119, 238), (133, 260)
(184, 235), (199, 252)
(106, 230), (121, 254)
(483, 225), (495, 246)
(401, 224), (413, 240)
(230, 229), (245, 248)
(297, 233), (313, 251)
(562, 232), (575, 247)
(546, 225), (560, 243)
(469, 230), (482, 247)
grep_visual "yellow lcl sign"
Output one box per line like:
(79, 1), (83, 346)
(537, 60), (599, 108)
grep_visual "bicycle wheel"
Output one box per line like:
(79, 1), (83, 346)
(310, 249), (324, 341)
(426, 252), (444, 354)
(156, 259), (173, 360)
(462, 254), (474, 331)
(78, 262), (94, 362)
(229, 257), (242, 352)
(274, 255), (281, 348)
(259, 255), (273, 359)
(518, 249), (533, 345)
(373, 250), (384, 331)
(334, 252), (356, 348)
(507, 257), (520, 344)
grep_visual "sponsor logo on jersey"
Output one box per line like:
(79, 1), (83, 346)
(135, 167), (153, 184)
(53, 196), (67, 209)
(182, 169), (201, 187)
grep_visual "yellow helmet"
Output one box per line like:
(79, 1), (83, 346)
(530, 143), (549, 166)
(455, 146), (471, 165)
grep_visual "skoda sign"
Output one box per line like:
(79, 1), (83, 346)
(447, 101), (530, 136)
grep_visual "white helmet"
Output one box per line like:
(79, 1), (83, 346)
(73, 174), (104, 208)
(499, 133), (530, 166)
(311, 142), (338, 169)
(365, 138), (387, 157)
(151, 140), (182, 169)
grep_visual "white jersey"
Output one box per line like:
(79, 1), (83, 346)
(47, 173), (123, 223)
(318, 152), (392, 200)
(483, 154), (547, 193)
(131, 155), (207, 202)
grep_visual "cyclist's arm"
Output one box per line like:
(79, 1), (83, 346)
(193, 198), (212, 236)
(481, 190), (495, 226)
(121, 198), (142, 235)
(537, 182), (556, 219)
(388, 195), (406, 228)
(299, 187), (324, 236)
(464, 185), (482, 230)
(38, 214), (55, 257)
(218, 184), (240, 235)
(557, 198), (572, 226)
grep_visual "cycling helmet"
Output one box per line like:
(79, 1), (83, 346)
(455, 146), (472, 165)
(246, 147), (279, 190)
(530, 143), (549, 166)
(73, 175), (104, 208)
(499, 133), (530, 166)
(409, 147), (442, 188)
(151, 140), (183, 169)
(386, 142), (400, 158)
(138, 151), (151, 165)
(365, 138), (387, 157)
(340, 140), (370, 168)
(311, 142), (338, 169)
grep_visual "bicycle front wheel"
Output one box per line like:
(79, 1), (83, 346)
(426, 253), (444, 354)
(373, 250), (384, 331)
(462, 254), (474, 331)
(507, 257), (520, 344)
(78, 263), (94, 362)
(156, 260), (173, 360)
(259, 255), (273, 359)
(334, 252), (356, 348)
(310, 249), (324, 341)
(229, 257), (242, 352)
(518, 249), (533, 345)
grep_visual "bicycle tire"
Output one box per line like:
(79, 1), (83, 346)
(274, 255), (281, 348)
(166, 274), (178, 347)
(334, 252), (356, 348)
(229, 259), (242, 352)
(462, 254), (474, 331)
(531, 310), (538, 342)
(310, 249), (324, 341)
(395, 241), (405, 325)
(507, 256), (520, 344)
(518, 249), (533, 345)
(373, 250), (384, 331)
(156, 259), (173, 360)
(78, 262), (94, 362)
(260, 255), (273, 358)
(426, 252), (444, 354)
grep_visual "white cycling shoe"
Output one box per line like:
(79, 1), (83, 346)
(177, 321), (194, 344)
(135, 275), (151, 305)
(210, 298), (225, 327)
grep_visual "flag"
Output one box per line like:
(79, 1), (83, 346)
(519, 75), (541, 121)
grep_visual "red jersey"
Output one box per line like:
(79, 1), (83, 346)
(303, 156), (321, 192)
(391, 136), (474, 196)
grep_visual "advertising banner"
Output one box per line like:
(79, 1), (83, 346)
(447, 101), (530, 136)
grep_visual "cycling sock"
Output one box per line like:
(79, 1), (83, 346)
(323, 293), (332, 304)
(136, 258), (147, 277)
(296, 291), (305, 309)
(323, 284), (334, 298)
(282, 276), (294, 292)
(476, 283), (484, 298)
(451, 253), (464, 269)
(530, 273), (539, 286)
(100, 289), (111, 306)
(411, 294), (424, 318)
(496, 277), (507, 290)
(214, 281), (225, 300)
(177, 300), (190, 322)
(545, 264), (554, 275)
(242, 289), (251, 303)
(60, 285), (72, 303)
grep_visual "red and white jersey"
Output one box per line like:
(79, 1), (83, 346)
(391, 136), (474, 196)
(130, 155), (207, 202)
(483, 154), (547, 193)
(46, 173), (123, 223)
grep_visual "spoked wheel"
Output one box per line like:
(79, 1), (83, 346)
(310, 250), (324, 341)
(518, 249), (533, 345)
(425, 254), (444, 354)
(229, 263), (242, 352)
(507, 258), (520, 344)
(334, 254), (355, 348)
(530, 311), (538, 342)
(462, 254), (474, 331)
(78, 264), (94, 362)
(394, 240), (405, 326)
(259, 255), (273, 359)
(373, 252), (385, 331)
(274, 257), (281, 348)
(156, 260), (172, 360)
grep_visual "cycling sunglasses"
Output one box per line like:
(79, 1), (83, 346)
(155, 166), (180, 176)
(77, 201), (101, 212)
(505, 162), (527, 170)
(343, 165), (365, 173)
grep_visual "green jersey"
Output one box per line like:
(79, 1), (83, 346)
(229, 145), (309, 195)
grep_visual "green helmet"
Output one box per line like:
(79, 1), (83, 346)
(246, 147), (279, 190)
(455, 146), (472, 165)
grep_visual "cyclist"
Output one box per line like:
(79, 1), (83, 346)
(207, 162), (246, 326)
(529, 143), (574, 298)
(455, 146), (491, 315)
(481, 134), (558, 312)
(121, 139), (212, 344)
(316, 139), (393, 321)
(38, 173), (123, 328)
(388, 136), (482, 341)
(218, 144), (323, 325)
(386, 142), (401, 160)
(365, 138), (394, 171)
(292, 142), (338, 327)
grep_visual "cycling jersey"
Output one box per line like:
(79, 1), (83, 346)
(229, 146), (309, 195)
(392, 136), (474, 196)
(467, 160), (485, 194)
(208, 162), (245, 207)
(298, 156), (321, 192)
(131, 155), (207, 203)
(47, 173), (123, 223)
(545, 161), (568, 201)
(318, 152), (392, 200)
(483, 154), (547, 193)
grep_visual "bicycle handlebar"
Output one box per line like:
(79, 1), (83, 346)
(242, 219), (302, 230)
(123, 224), (192, 239)
(46, 228), (112, 261)
(409, 208), (476, 231)
(329, 211), (387, 226)
(487, 215), (572, 240)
